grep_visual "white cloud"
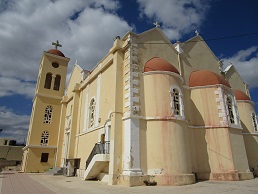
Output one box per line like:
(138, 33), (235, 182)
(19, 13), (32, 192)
(0, 76), (35, 98)
(0, 106), (30, 143)
(223, 46), (258, 88)
(0, 0), (131, 98)
(0, 0), (131, 142)
(137, 0), (211, 40)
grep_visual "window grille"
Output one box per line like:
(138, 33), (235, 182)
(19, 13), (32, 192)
(172, 88), (180, 115)
(44, 105), (53, 124)
(89, 99), (96, 128)
(227, 96), (235, 124)
(40, 131), (49, 146)
(252, 113), (258, 132)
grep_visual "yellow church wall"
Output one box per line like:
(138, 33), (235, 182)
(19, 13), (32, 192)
(192, 128), (235, 174)
(58, 49), (124, 180)
(145, 120), (191, 174)
(98, 63), (116, 126)
(237, 101), (256, 133)
(243, 135), (258, 172)
(228, 128), (250, 172)
(24, 148), (56, 172)
(76, 129), (99, 173)
(207, 128), (236, 172)
(74, 60), (117, 142)
(189, 128), (210, 173)
(143, 73), (182, 117)
(68, 91), (80, 159)
(55, 102), (67, 167)
(190, 87), (220, 126)
(87, 78), (98, 103)
(139, 119), (147, 174)
(77, 89), (86, 134)
(237, 101), (258, 172)
(142, 71), (192, 175)
(108, 50), (124, 184)
(27, 96), (62, 146)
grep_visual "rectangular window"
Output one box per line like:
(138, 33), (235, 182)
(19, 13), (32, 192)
(40, 153), (49, 162)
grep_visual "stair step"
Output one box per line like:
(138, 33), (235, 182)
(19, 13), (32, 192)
(97, 173), (109, 183)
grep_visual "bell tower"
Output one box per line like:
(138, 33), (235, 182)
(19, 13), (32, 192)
(22, 41), (70, 172)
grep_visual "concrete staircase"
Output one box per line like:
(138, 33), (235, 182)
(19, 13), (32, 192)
(45, 167), (65, 175)
(84, 154), (109, 180)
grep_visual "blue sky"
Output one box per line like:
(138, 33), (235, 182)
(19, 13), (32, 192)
(0, 0), (258, 143)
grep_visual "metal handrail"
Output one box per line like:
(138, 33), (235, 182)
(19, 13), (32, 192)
(85, 141), (110, 169)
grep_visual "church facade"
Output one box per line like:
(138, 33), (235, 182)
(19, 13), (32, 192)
(22, 28), (258, 186)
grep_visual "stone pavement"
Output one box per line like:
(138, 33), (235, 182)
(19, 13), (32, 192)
(0, 171), (55, 194)
(1, 171), (258, 194)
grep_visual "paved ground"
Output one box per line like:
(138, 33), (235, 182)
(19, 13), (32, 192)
(1, 171), (258, 194)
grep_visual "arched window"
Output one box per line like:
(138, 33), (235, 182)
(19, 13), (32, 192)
(251, 113), (258, 132)
(226, 96), (235, 124)
(44, 105), (53, 124)
(53, 75), (61, 91)
(44, 73), (52, 89)
(89, 98), (96, 128)
(170, 87), (184, 118)
(40, 131), (49, 146)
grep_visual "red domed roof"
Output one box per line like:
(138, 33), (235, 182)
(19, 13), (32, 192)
(189, 70), (231, 88)
(47, 49), (65, 57)
(144, 57), (179, 74)
(235, 90), (250, 101)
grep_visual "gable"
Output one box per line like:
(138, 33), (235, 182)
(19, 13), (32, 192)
(66, 64), (84, 96)
(135, 28), (180, 73)
(224, 65), (246, 92)
(181, 35), (221, 86)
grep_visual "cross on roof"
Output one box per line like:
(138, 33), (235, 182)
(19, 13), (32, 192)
(229, 60), (233, 65)
(195, 30), (199, 36)
(52, 40), (62, 50)
(153, 21), (160, 28)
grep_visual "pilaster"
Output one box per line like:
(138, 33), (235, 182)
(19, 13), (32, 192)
(122, 36), (142, 175)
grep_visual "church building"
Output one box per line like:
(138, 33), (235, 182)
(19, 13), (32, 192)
(22, 27), (258, 186)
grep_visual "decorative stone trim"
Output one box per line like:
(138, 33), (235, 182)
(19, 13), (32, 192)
(123, 41), (140, 116)
(122, 36), (142, 176)
(215, 87), (229, 126)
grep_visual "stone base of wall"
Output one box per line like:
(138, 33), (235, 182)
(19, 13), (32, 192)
(116, 174), (148, 186)
(238, 172), (254, 180)
(210, 172), (239, 181)
(149, 174), (195, 186)
(195, 172), (210, 180)
(115, 174), (195, 187)
(196, 171), (254, 181)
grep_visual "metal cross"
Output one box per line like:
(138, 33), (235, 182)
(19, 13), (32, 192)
(153, 21), (160, 28)
(52, 40), (62, 50)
